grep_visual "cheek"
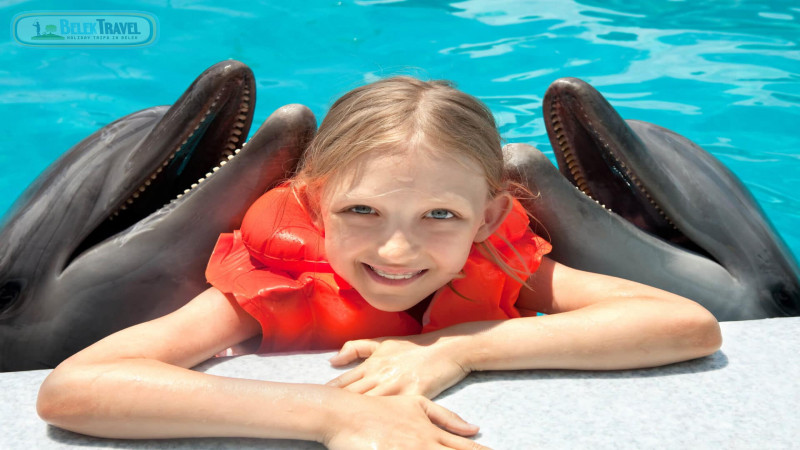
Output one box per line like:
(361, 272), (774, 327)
(423, 229), (476, 270)
(322, 217), (369, 268)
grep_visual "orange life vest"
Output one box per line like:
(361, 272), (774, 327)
(205, 185), (551, 353)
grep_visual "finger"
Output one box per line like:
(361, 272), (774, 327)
(422, 399), (479, 437)
(439, 433), (490, 450)
(341, 376), (379, 395)
(329, 339), (379, 366)
(325, 368), (364, 388)
(362, 381), (403, 397)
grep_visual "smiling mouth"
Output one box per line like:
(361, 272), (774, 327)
(365, 264), (426, 281)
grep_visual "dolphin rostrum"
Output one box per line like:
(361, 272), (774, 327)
(506, 77), (799, 321)
(0, 61), (316, 371)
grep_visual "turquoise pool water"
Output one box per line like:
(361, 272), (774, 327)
(2, 0), (799, 258)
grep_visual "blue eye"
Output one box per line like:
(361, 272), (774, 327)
(426, 209), (454, 220)
(349, 205), (375, 215)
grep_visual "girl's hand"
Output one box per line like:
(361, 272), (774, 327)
(326, 334), (470, 398)
(324, 394), (486, 450)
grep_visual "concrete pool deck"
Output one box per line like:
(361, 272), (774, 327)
(2, 317), (798, 449)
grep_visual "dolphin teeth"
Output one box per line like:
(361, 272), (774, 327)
(191, 183), (198, 189)
(120, 204), (127, 211)
(237, 114), (247, 121)
(132, 192), (140, 199)
(226, 143), (237, 150)
(229, 136), (239, 143)
(220, 160), (227, 166)
(205, 172), (213, 178)
(234, 148), (241, 154)
(212, 166), (220, 172)
(227, 154), (235, 160)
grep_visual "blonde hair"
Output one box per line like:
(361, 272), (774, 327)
(294, 76), (504, 203)
(292, 76), (534, 288)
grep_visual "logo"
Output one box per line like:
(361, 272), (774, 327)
(12, 11), (157, 47)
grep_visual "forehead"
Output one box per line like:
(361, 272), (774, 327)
(322, 146), (490, 205)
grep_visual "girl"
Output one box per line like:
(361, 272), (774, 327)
(37, 77), (721, 449)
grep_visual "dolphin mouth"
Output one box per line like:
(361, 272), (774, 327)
(66, 67), (255, 267)
(543, 78), (711, 258)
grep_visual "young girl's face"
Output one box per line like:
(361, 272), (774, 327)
(318, 146), (509, 312)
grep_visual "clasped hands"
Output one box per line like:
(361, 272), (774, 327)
(326, 331), (471, 399)
(321, 332), (495, 449)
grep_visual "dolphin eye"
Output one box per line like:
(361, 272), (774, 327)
(772, 286), (798, 315)
(0, 281), (21, 312)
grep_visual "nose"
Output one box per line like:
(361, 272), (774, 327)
(377, 229), (418, 263)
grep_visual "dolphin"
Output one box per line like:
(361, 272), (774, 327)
(0, 61), (316, 371)
(505, 77), (800, 321)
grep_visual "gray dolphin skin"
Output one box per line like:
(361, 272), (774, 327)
(0, 61), (316, 371)
(506, 77), (800, 321)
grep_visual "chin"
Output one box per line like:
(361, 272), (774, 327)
(360, 292), (429, 312)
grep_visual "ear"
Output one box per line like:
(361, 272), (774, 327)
(474, 193), (513, 242)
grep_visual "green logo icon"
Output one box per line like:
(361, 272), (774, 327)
(30, 21), (65, 40)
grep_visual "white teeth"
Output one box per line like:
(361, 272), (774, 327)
(369, 265), (421, 280)
(234, 148), (241, 154)
(212, 167), (220, 173)
(227, 154), (235, 160)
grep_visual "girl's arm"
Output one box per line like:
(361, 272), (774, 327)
(328, 257), (722, 397)
(37, 287), (483, 448)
